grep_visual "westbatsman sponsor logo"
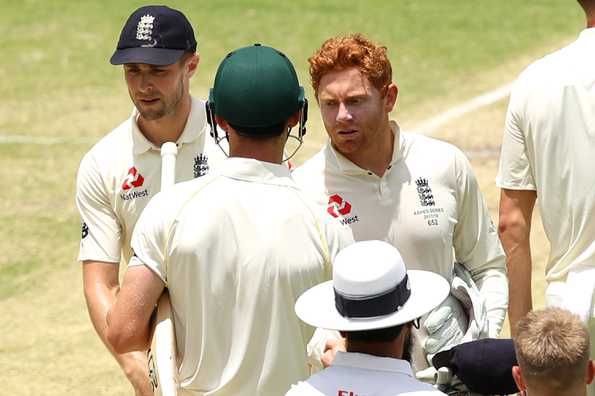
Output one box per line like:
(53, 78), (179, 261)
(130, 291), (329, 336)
(120, 166), (149, 200)
(327, 194), (359, 225)
(122, 167), (145, 190)
(121, 188), (149, 201)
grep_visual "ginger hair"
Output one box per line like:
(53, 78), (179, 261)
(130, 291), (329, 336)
(308, 33), (392, 96)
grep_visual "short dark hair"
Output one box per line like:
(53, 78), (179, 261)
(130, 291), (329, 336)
(343, 324), (405, 343)
(229, 121), (287, 138)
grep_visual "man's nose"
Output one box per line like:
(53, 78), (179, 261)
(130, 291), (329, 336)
(336, 103), (353, 122)
(138, 73), (153, 92)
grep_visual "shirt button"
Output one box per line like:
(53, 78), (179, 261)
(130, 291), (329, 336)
(367, 172), (373, 176)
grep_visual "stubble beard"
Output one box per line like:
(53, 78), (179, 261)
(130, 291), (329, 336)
(134, 76), (185, 121)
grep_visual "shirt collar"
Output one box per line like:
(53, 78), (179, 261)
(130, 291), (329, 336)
(219, 157), (295, 187)
(331, 351), (415, 377)
(132, 96), (206, 155)
(578, 27), (595, 41)
(325, 121), (403, 175)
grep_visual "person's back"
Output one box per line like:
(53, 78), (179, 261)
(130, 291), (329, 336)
(107, 44), (352, 396)
(147, 159), (344, 394)
(512, 307), (594, 396)
(499, 30), (595, 280)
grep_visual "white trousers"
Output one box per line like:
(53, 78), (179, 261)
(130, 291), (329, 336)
(546, 268), (595, 396)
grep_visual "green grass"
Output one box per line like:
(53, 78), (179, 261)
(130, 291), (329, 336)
(0, 1), (584, 137)
(0, 1), (585, 394)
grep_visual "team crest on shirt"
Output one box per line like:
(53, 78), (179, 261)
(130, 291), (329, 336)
(193, 154), (209, 178)
(120, 167), (149, 201)
(327, 194), (359, 226)
(413, 177), (444, 227)
(415, 178), (435, 206)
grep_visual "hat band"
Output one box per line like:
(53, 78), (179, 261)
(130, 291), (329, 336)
(334, 274), (411, 318)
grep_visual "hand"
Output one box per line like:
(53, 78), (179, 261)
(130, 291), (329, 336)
(120, 350), (153, 396)
(423, 295), (468, 357)
(321, 337), (346, 368)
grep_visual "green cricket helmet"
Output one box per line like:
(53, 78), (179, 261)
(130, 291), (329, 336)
(206, 44), (307, 139)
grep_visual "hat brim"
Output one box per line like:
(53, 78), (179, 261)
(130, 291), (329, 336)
(295, 270), (449, 332)
(110, 47), (186, 66)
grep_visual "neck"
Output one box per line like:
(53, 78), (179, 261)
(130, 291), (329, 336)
(346, 339), (403, 360)
(228, 135), (286, 164)
(526, 384), (587, 396)
(342, 121), (394, 177)
(588, 15), (595, 28)
(137, 95), (192, 147)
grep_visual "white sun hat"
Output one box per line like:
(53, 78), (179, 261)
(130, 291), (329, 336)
(295, 240), (449, 332)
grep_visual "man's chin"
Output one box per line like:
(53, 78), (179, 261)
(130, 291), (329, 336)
(138, 109), (166, 121)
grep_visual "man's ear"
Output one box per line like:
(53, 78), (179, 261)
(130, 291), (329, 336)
(384, 83), (398, 113)
(587, 360), (594, 385)
(512, 365), (526, 392)
(186, 53), (199, 77)
(214, 115), (231, 133)
(287, 111), (300, 128)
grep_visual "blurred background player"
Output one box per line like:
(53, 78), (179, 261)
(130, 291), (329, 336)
(107, 44), (352, 396)
(293, 34), (507, 375)
(497, 2), (595, 394)
(513, 307), (594, 396)
(75, 6), (224, 394)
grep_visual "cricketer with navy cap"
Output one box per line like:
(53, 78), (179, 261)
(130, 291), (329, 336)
(75, 6), (224, 395)
(107, 44), (353, 396)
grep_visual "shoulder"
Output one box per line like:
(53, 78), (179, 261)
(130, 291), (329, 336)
(293, 147), (328, 181)
(77, 118), (133, 184)
(511, 40), (576, 96)
(80, 118), (133, 168)
(403, 132), (468, 169)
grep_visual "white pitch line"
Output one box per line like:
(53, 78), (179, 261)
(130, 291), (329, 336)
(0, 82), (513, 147)
(0, 134), (94, 145)
(410, 83), (513, 135)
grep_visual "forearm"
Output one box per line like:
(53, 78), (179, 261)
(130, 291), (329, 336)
(107, 265), (164, 354)
(83, 262), (150, 369)
(498, 189), (536, 336)
(503, 241), (533, 336)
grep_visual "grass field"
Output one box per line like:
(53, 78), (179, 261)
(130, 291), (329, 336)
(0, 1), (586, 394)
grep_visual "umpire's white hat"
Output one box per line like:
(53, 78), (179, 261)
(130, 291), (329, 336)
(295, 240), (449, 332)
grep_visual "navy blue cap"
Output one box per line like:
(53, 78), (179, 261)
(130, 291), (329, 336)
(110, 5), (197, 66)
(432, 338), (519, 395)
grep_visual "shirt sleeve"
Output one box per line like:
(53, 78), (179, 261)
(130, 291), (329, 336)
(129, 192), (170, 285)
(496, 77), (537, 191)
(75, 153), (121, 263)
(453, 149), (508, 336)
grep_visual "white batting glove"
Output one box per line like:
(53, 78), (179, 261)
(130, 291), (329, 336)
(423, 294), (468, 358)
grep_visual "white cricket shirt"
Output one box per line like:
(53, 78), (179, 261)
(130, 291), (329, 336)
(497, 28), (595, 283)
(76, 96), (225, 264)
(286, 352), (446, 396)
(293, 121), (505, 305)
(130, 157), (353, 396)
